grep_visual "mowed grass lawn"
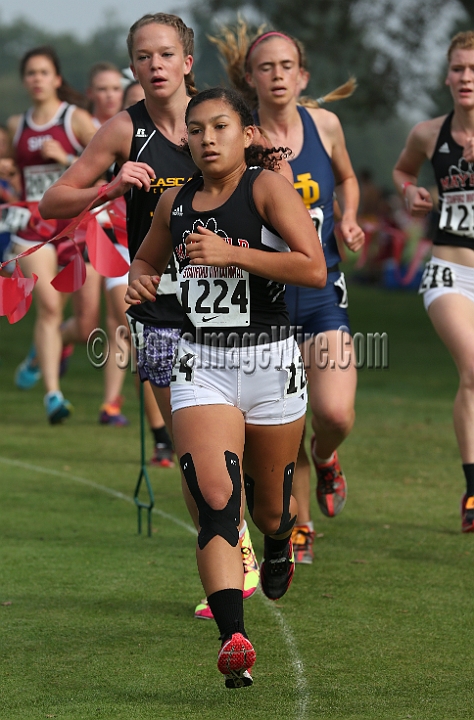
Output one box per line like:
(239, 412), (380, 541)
(0, 283), (472, 720)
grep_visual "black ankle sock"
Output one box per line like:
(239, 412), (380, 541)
(152, 425), (171, 447)
(207, 588), (246, 642)
(264, 534), (290, 555)
(463, 463), (474, 497)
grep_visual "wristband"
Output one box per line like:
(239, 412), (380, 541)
(402, 181), (414, 196)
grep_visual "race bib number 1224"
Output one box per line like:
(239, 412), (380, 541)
(178, 266), (250, 327)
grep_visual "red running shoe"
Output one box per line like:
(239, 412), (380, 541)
(217, 633), (255, 689)
(150, 443), (175, 468)
(461, 494), (474, 533)
(311, 437), (347, 518)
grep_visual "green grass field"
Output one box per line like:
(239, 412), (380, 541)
(1, 283), (472, 720)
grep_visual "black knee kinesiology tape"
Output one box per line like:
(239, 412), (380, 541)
(245, 463), (296, 535)
(276, 462), (297, 535)
(244, 474), (255, 519)
(180, 451), (241, 550)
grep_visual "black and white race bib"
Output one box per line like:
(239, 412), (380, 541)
(309, 207), (324, 242)
(418, 261), (455, 293)
(1, 205), (31, 233)
(158, 255), (178, 295)
(23, 163), (64, 202)
(170, 349), (196, 384)
(284, 353), (307, 398)
(178, 265), (250, 327)
(439, 191), (474, 238)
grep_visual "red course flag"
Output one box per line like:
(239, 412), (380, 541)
(51, 249), (87, 292)
(0, 262), (37, 323)
(84, 216), (130, 277)
(106, 197), (128, 248)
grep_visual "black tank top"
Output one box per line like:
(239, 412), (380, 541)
(126, 100), (196, 327)
(431, 111), (474, 249)
(170, 167), (290, 344)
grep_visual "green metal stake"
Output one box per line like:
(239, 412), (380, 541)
(134, 380), (154, 536)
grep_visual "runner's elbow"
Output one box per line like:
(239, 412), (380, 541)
(38, 195), (52, 218)
(39, 191), (63, 219)
(313, 266), (327, 288)
(299, 265), (327, 289)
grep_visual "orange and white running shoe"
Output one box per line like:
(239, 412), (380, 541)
(312, 437), (347, 518)
(291, 524), (315, 564)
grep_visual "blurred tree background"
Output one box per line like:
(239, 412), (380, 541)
(0, 0), (471, 187)
(191, 0), (471, 187)
(0, 11), (130, 123)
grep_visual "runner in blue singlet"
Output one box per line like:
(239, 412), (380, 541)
(210, 21), (365, 563)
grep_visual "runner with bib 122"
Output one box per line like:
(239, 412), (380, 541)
(393, 30), (474, 533)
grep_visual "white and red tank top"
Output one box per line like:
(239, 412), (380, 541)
(13, 102), (83, 241)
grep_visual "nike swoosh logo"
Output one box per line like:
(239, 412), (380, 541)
(201, 315), (219, 323)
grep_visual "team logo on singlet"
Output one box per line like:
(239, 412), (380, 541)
(27, 134), (53, 152)
(293, 172), (320, 208)
(175, 218), (249, 262)
(440, 157), (474, 192)
(150, 176), (193, 195)
(135, 128), (147, 137)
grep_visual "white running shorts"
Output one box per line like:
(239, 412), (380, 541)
(170, 336), (308, 425)
(420, 257), (474, 311)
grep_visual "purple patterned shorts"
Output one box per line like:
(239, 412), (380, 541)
(135, 325), (181, 388)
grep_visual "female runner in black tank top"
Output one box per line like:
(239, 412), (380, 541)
(125, 87), (326, 688)
(393, 30), (474, 533)
(40, 14), (263, 625)
(40, 15), (195, 434)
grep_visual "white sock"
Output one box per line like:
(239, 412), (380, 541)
(315, 452), (335, 465)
